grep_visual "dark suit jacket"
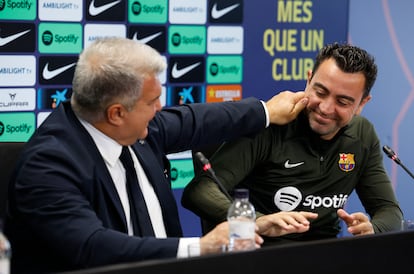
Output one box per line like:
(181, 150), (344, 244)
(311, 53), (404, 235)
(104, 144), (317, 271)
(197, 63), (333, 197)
(5, 98), (266, 273)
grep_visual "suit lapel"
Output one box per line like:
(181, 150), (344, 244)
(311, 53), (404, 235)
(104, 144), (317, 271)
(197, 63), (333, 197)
(94, 159), (129, 230)
(67, 106), (129, 231)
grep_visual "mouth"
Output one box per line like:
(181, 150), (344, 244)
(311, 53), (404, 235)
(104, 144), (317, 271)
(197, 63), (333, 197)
(310, 110), (335, 125)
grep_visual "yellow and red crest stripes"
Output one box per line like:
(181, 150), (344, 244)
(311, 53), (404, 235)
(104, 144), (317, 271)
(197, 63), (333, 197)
(338, 153), (355, 172)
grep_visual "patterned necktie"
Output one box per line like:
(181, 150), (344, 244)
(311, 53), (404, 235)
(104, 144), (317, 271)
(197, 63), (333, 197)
(119, 146), (154, 236)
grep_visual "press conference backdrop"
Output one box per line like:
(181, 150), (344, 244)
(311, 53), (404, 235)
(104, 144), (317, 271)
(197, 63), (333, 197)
(1, 0), (349, 236)
(344, 0), (414, 235)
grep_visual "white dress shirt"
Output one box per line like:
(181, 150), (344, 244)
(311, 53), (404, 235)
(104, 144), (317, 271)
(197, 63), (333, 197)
(78, 118), (198, 257)
(79, 119), (166, 237)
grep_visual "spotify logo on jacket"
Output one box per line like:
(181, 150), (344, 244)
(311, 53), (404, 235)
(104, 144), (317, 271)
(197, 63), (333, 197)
(274, 186), (348, 211)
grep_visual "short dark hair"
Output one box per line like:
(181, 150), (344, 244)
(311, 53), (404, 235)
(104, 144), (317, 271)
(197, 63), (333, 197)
(312, 43), (378, 98)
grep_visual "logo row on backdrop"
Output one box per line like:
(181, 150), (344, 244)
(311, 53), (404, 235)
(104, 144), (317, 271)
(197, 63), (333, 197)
(0, 0), (243, 24)
(1, 23), (243, 54)
(0, 0), (245, 143)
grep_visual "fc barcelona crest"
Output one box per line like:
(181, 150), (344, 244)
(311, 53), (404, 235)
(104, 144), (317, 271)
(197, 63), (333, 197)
(338, 153), (355, 172)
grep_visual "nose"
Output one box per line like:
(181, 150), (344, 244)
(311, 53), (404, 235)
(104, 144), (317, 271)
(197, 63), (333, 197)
(318, 97), (335, 116)
(155, 98), (162, 112)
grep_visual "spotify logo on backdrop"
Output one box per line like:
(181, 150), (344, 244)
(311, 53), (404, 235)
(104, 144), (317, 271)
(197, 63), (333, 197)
(0, 113), (35, 142)
(210, 63), (219, 76)
(128, 0), (167, 24)
(42, 31), (53, 46)
(207, 55), (243, 83)
(38, 23), (82, 54)
(131, 1), (141, 15)
(168, 26), (206, 54)
(0, 0), (35, 20)
(171, 33), (181, 46)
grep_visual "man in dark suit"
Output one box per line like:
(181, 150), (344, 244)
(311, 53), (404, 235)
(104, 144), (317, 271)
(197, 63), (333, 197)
(5, 37), (308, 273)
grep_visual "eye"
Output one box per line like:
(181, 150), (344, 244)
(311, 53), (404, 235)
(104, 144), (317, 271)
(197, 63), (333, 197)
(337, 98), (353, 106)
(315, 89), (327, 98)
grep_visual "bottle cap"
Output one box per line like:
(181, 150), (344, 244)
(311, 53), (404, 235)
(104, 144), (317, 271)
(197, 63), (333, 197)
(233, 188), (249, 199)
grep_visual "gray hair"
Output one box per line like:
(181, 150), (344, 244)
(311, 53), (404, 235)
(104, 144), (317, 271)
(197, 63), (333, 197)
(71, 37), (166, 122)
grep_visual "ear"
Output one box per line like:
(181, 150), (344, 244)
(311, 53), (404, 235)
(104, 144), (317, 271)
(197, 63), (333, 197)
(355, 95), (371, 115)
(304, 70), (313, 94)
(106, 103), (126, 126)
(307, 69), (313, 82)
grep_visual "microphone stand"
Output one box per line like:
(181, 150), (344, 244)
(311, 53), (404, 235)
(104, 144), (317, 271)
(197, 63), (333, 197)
(397, 162), (414, 180)
(383, 145), (414, 180)
(195, 152), (233, 201)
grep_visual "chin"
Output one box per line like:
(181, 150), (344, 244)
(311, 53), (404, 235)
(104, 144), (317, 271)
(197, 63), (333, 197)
(309, 122), (330, 136)
(137, 130), (148, 140)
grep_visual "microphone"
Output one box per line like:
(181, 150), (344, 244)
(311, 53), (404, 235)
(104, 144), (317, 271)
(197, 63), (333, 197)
(194, 152), (233, 201)
(383, 145), (414, 180)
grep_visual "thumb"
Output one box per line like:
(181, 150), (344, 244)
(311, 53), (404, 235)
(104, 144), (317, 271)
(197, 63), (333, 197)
(337, 209), (353, 224)
(291, 96), (308, 115)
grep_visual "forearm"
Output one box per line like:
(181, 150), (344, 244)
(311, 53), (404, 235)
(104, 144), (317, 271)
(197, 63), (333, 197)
(182, 176), (231, 223)
(371, 205), (403, 233)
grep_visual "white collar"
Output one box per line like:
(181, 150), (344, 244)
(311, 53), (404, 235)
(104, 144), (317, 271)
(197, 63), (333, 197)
(78, 118), (122, 167)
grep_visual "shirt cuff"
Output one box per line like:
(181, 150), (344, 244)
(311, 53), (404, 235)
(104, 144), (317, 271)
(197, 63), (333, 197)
(260, 100), (270, 128)
(177, 237), (200, 258)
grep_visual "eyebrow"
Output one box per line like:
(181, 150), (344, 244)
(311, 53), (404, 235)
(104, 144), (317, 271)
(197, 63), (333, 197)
(313, 82), (355, 103)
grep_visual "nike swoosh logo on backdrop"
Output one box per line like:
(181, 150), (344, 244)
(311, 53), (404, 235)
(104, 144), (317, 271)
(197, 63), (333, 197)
(171, 62), (201, 79)
(211, 3), (240, 19)
(42, 62), (76, 80)
(284, 160), (305, 169)
(132, 32), (163, 44)
(89, 0), (121, 16)
(0, 29), (31, 46)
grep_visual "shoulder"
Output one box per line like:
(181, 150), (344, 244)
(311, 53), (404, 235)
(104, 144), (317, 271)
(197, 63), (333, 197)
(345, 115), (378, 143)
(347, 115), (375, 131)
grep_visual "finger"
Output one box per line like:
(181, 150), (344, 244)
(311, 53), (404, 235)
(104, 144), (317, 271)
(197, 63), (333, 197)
(300, 211), (318, 220)
(337, 209), (354, 224)
(354, 212), (369, 222)
(287, 215), (310, 226)
(255, 233), (264, 245)
(348, 223), (366, 235)
(292, 91), (306, 102)
(291, 95), (308, 114)
(283, 211), (316, 224)
(280, 214), (310, 228)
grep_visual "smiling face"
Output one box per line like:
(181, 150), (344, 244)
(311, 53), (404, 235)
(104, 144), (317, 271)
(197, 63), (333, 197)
(304, 58), (371, 140)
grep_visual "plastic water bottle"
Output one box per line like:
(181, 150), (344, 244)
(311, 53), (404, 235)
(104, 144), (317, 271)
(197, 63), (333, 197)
(0, 220), (11, 274)
(227, 188), (256, 252)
